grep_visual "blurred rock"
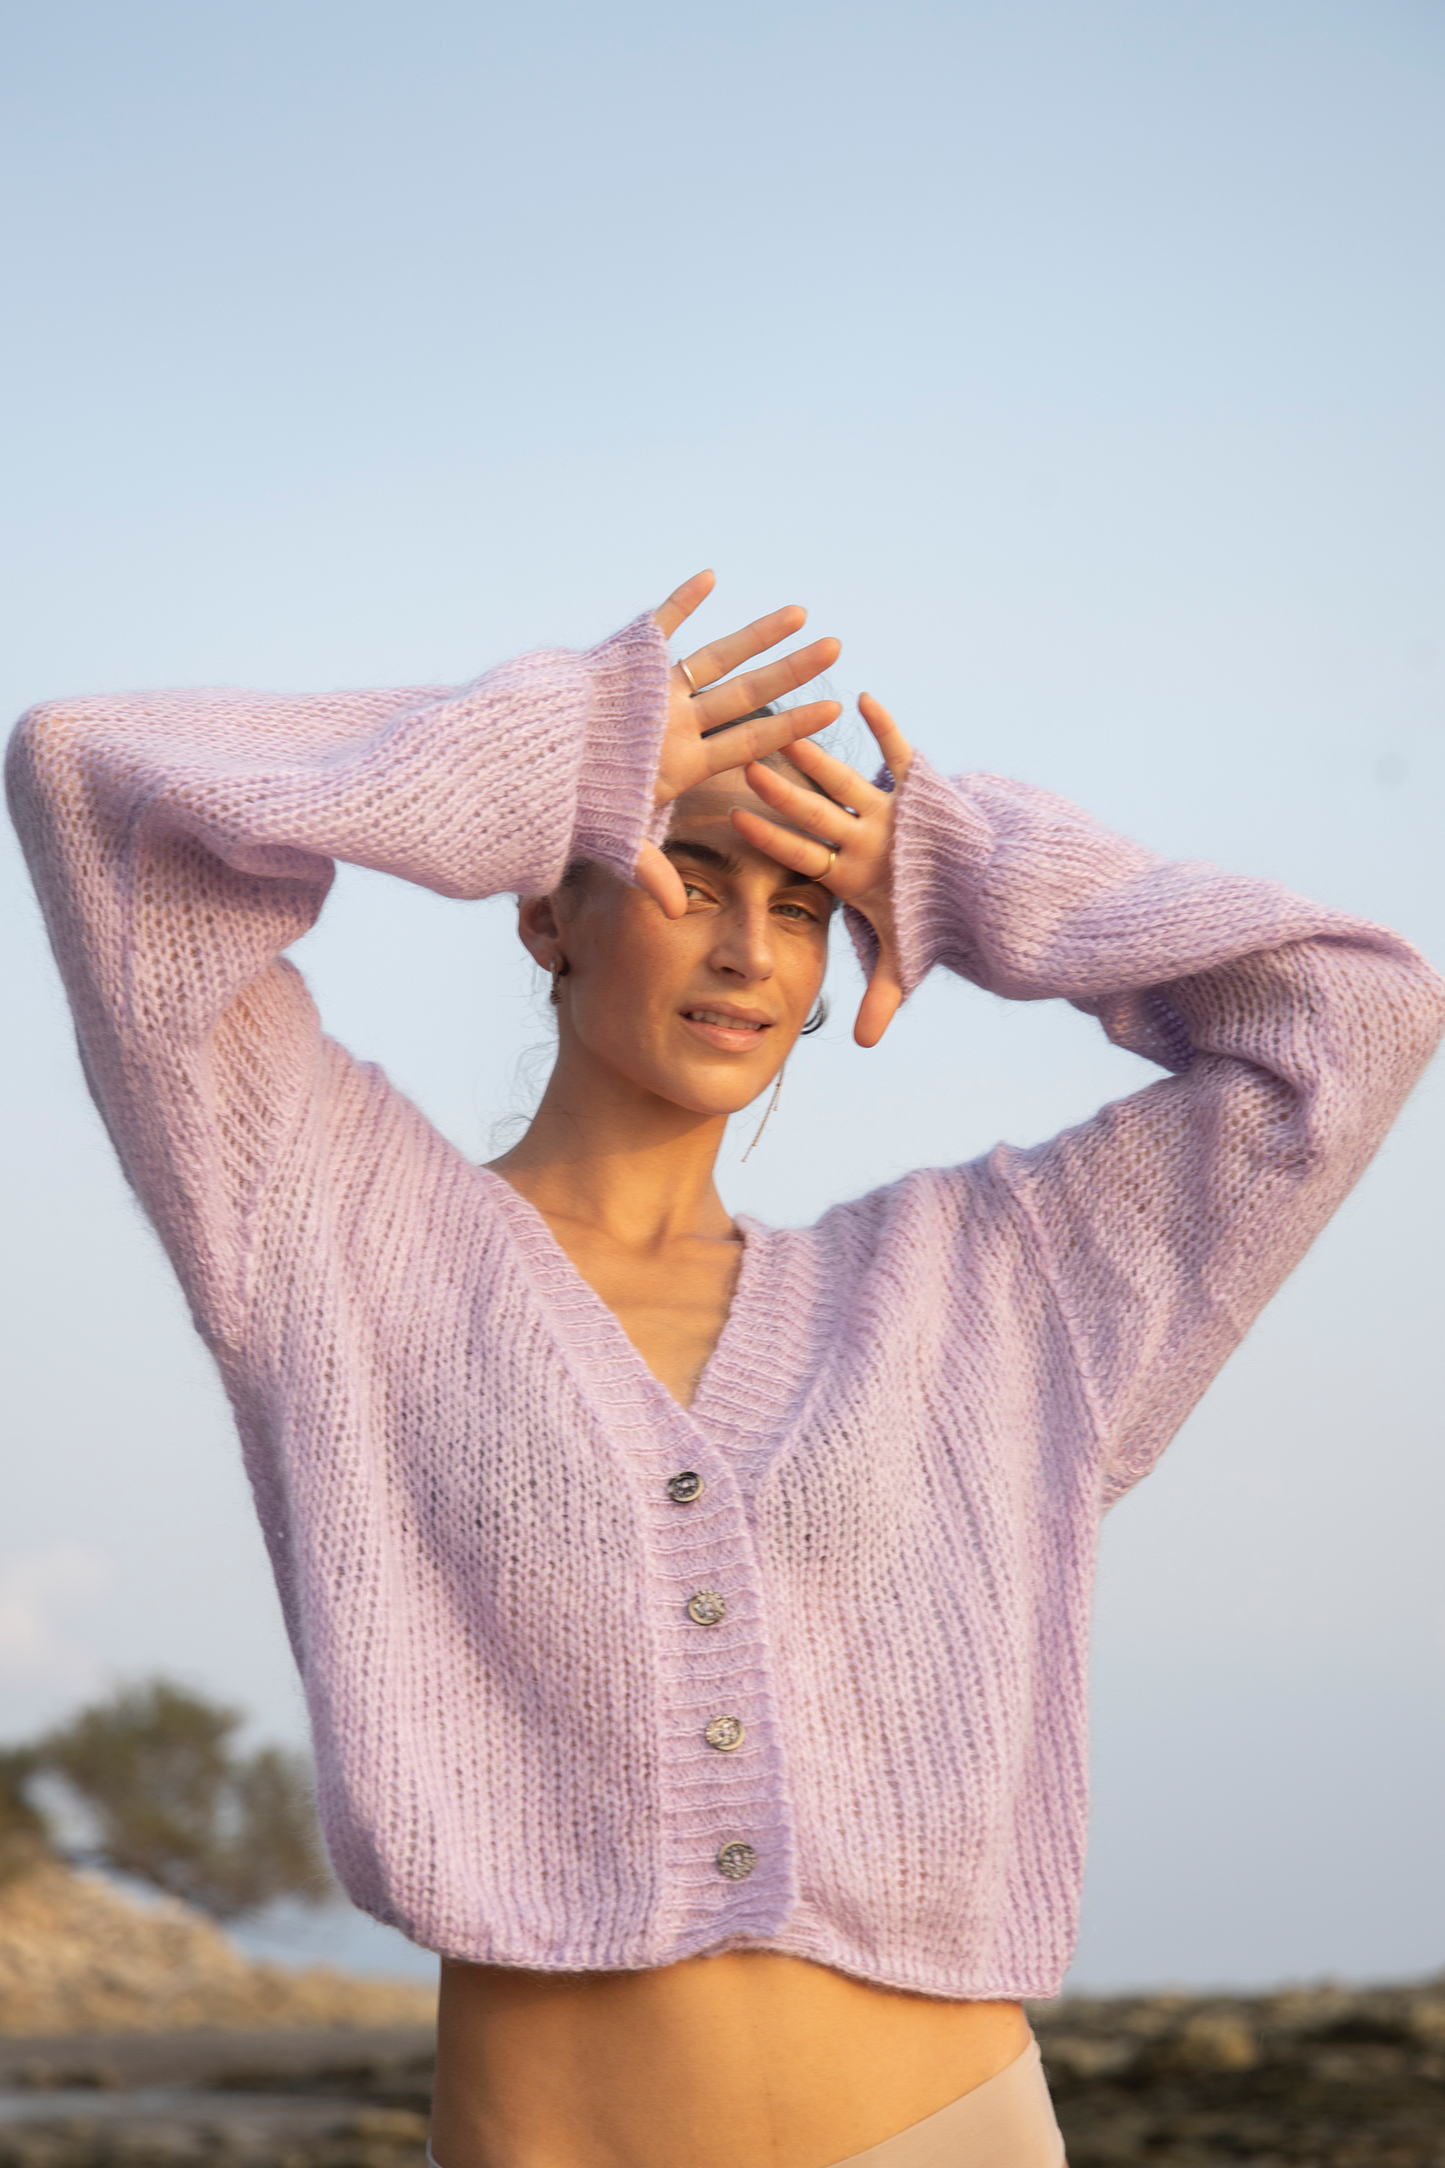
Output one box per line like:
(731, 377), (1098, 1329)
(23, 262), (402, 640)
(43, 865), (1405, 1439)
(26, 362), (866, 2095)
(1038, 2032), (1138, 2081)
(337, 2109), (429, 2142)
(1032, 1973), (1445, 2166)
(1145, 2010), (1260, 2074)
(0, 1860), (433, 2035)
(1409, 1997), (1445, 2045)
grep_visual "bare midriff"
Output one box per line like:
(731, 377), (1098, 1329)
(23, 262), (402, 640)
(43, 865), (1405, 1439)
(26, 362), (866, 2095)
(430, 1950), (1031, 2168)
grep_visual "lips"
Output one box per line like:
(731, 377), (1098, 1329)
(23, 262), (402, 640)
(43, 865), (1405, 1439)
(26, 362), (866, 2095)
(683, 1008), (768, 1031)
(680, 1006), (774, 1052)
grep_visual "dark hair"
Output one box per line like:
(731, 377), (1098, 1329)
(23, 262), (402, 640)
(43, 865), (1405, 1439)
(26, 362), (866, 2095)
(700, 702), (776, 739)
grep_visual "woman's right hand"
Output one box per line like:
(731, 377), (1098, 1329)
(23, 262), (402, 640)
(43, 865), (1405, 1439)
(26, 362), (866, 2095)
(732, 693), (915, 1050)
(640, 571), (841, 917)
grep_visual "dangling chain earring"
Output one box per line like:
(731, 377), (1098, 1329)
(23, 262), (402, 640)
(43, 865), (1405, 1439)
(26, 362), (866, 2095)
(549, 955), (569, 1005)
(742, 1064), (785, 1162)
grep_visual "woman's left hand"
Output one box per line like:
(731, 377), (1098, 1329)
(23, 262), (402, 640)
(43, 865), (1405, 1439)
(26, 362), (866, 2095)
(733, 692), (914, 1049)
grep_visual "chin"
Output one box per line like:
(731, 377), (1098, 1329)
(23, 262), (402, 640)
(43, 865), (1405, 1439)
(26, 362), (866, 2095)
(649, 1065), (778, 1120)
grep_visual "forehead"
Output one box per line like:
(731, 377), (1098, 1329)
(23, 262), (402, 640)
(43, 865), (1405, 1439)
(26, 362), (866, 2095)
(669, 769), (770, 828)
(668, 766), (819, 844)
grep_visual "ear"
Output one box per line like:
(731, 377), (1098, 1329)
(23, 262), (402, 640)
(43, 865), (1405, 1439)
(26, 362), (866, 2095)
(517, 892), (563, 970)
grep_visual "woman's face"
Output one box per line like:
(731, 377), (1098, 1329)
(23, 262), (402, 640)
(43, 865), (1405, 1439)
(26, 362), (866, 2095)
(520, 766), (834, 1119)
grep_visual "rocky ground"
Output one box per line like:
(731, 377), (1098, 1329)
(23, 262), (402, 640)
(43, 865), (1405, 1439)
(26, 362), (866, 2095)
(0, 2027), (435, 2168)
(1, 1861), (1441, 2163)
(1035, 1978), (1445, 2165)
(2, 1987), (1442, 2166)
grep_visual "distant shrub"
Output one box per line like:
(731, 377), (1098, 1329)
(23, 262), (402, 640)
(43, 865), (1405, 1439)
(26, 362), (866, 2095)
(39, 1677), (333, 1920)
(0, 1745), (51, 1884)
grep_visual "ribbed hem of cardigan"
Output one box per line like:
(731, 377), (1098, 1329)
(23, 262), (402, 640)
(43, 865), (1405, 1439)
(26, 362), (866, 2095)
(573, 614), (671, 883)
(845, 752), (994, 999)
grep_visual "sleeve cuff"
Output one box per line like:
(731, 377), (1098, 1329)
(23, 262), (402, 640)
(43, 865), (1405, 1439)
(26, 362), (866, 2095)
(573, 613), (672, 882)
(844, 752), (994, 999)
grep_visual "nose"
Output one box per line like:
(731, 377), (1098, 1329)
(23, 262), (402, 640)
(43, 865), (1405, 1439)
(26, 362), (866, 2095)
(707, 897), (776, 985)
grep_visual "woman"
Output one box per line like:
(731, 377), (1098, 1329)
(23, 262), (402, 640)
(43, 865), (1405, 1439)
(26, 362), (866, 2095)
(8, 570), (1442, 2168)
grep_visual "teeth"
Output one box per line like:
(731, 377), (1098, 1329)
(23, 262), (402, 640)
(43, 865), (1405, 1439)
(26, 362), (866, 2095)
(687, 1011), (764, 1030)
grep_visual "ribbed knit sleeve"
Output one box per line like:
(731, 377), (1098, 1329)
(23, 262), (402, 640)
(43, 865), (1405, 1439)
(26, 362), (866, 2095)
(870, 754), (1445, 1502)
(4, 614), (670, 1345)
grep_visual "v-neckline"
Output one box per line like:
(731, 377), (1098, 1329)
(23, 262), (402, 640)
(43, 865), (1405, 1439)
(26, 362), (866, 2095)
(472, 1165), (769, 1437)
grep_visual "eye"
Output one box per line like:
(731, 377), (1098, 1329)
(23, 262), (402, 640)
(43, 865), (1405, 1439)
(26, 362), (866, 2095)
(773, 899), (821, 923)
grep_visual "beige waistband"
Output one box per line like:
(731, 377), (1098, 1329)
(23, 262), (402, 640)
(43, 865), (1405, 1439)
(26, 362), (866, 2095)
(825, 2040), (1065, 2168)
(425, 2041), (1065, 2168)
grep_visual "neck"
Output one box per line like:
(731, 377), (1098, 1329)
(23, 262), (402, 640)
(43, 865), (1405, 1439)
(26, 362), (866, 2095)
(488, 1048), (737, 1249)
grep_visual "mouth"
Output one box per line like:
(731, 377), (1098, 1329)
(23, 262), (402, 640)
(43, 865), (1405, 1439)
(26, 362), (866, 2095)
(679, 1005), (774, 1053)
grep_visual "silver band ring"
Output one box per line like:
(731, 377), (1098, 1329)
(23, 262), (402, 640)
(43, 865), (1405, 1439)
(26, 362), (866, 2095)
(677, 657), (699, 695)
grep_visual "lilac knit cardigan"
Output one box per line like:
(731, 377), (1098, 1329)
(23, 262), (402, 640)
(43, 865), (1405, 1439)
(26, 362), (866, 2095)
(8, 615), (1442, 2000)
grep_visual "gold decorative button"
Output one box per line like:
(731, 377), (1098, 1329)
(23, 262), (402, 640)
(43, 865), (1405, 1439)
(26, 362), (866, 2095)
(686, 1591), (727, 1627)
(666, 1471), (705, 1504)
(716, 1840), (757, 1880)
(704, 1715), (746, 1753)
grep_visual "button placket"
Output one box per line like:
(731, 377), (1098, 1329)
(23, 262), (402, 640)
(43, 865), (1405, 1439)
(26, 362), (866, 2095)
(646, 1445), (789, 1920)
(491, 1175), (795, 1937)
(672, 1479), (756, 1853)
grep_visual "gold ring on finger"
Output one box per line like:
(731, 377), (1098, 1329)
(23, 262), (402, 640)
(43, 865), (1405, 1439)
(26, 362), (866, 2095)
(822, 844), (839, 877)
(677, 658), (699, 695)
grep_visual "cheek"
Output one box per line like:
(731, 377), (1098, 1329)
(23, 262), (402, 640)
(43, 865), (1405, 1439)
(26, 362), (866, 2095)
(776, 927), (830, 1013)
(571, 909), (695, 1033)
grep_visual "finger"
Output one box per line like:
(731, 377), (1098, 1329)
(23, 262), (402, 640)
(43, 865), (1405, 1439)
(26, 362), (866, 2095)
(700, 697), (842, 775)
(856, 692), (914, 785)
(679, 602), (808, 690)
(742, 756), (856, 845)
(695, 635), (841, 726)
(854, 960), (905, 1049)
(634, 839), (688, 919)
(729, 804), (838, 886)
(653, 569), (716, 642)
(779, 732), (880, 810)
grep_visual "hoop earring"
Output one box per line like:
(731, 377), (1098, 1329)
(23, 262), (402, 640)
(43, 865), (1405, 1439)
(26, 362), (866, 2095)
(801, 995), (829, 1036)
(548, 956), (569, 1006)
(742, 1064), (785, 1162)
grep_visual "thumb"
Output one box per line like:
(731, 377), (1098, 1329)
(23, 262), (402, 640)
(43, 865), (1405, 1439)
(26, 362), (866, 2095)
(854, 956), (905, 1048)
(634, 839), (688, 919)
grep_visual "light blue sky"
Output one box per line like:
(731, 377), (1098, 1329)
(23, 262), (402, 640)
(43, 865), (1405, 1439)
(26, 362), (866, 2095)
(3, 0), (1441, 1991)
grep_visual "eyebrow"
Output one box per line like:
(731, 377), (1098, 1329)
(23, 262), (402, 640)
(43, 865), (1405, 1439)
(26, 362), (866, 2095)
(663, 838), (741, 877)
(662, 837), (832, 894)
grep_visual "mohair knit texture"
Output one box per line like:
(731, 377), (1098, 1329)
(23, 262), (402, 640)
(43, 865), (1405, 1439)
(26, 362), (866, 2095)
(8, 614), (1443, 2000)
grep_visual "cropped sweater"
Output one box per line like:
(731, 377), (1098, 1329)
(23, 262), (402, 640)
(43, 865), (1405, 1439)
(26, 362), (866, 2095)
(8, 613), (1443, 2001)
